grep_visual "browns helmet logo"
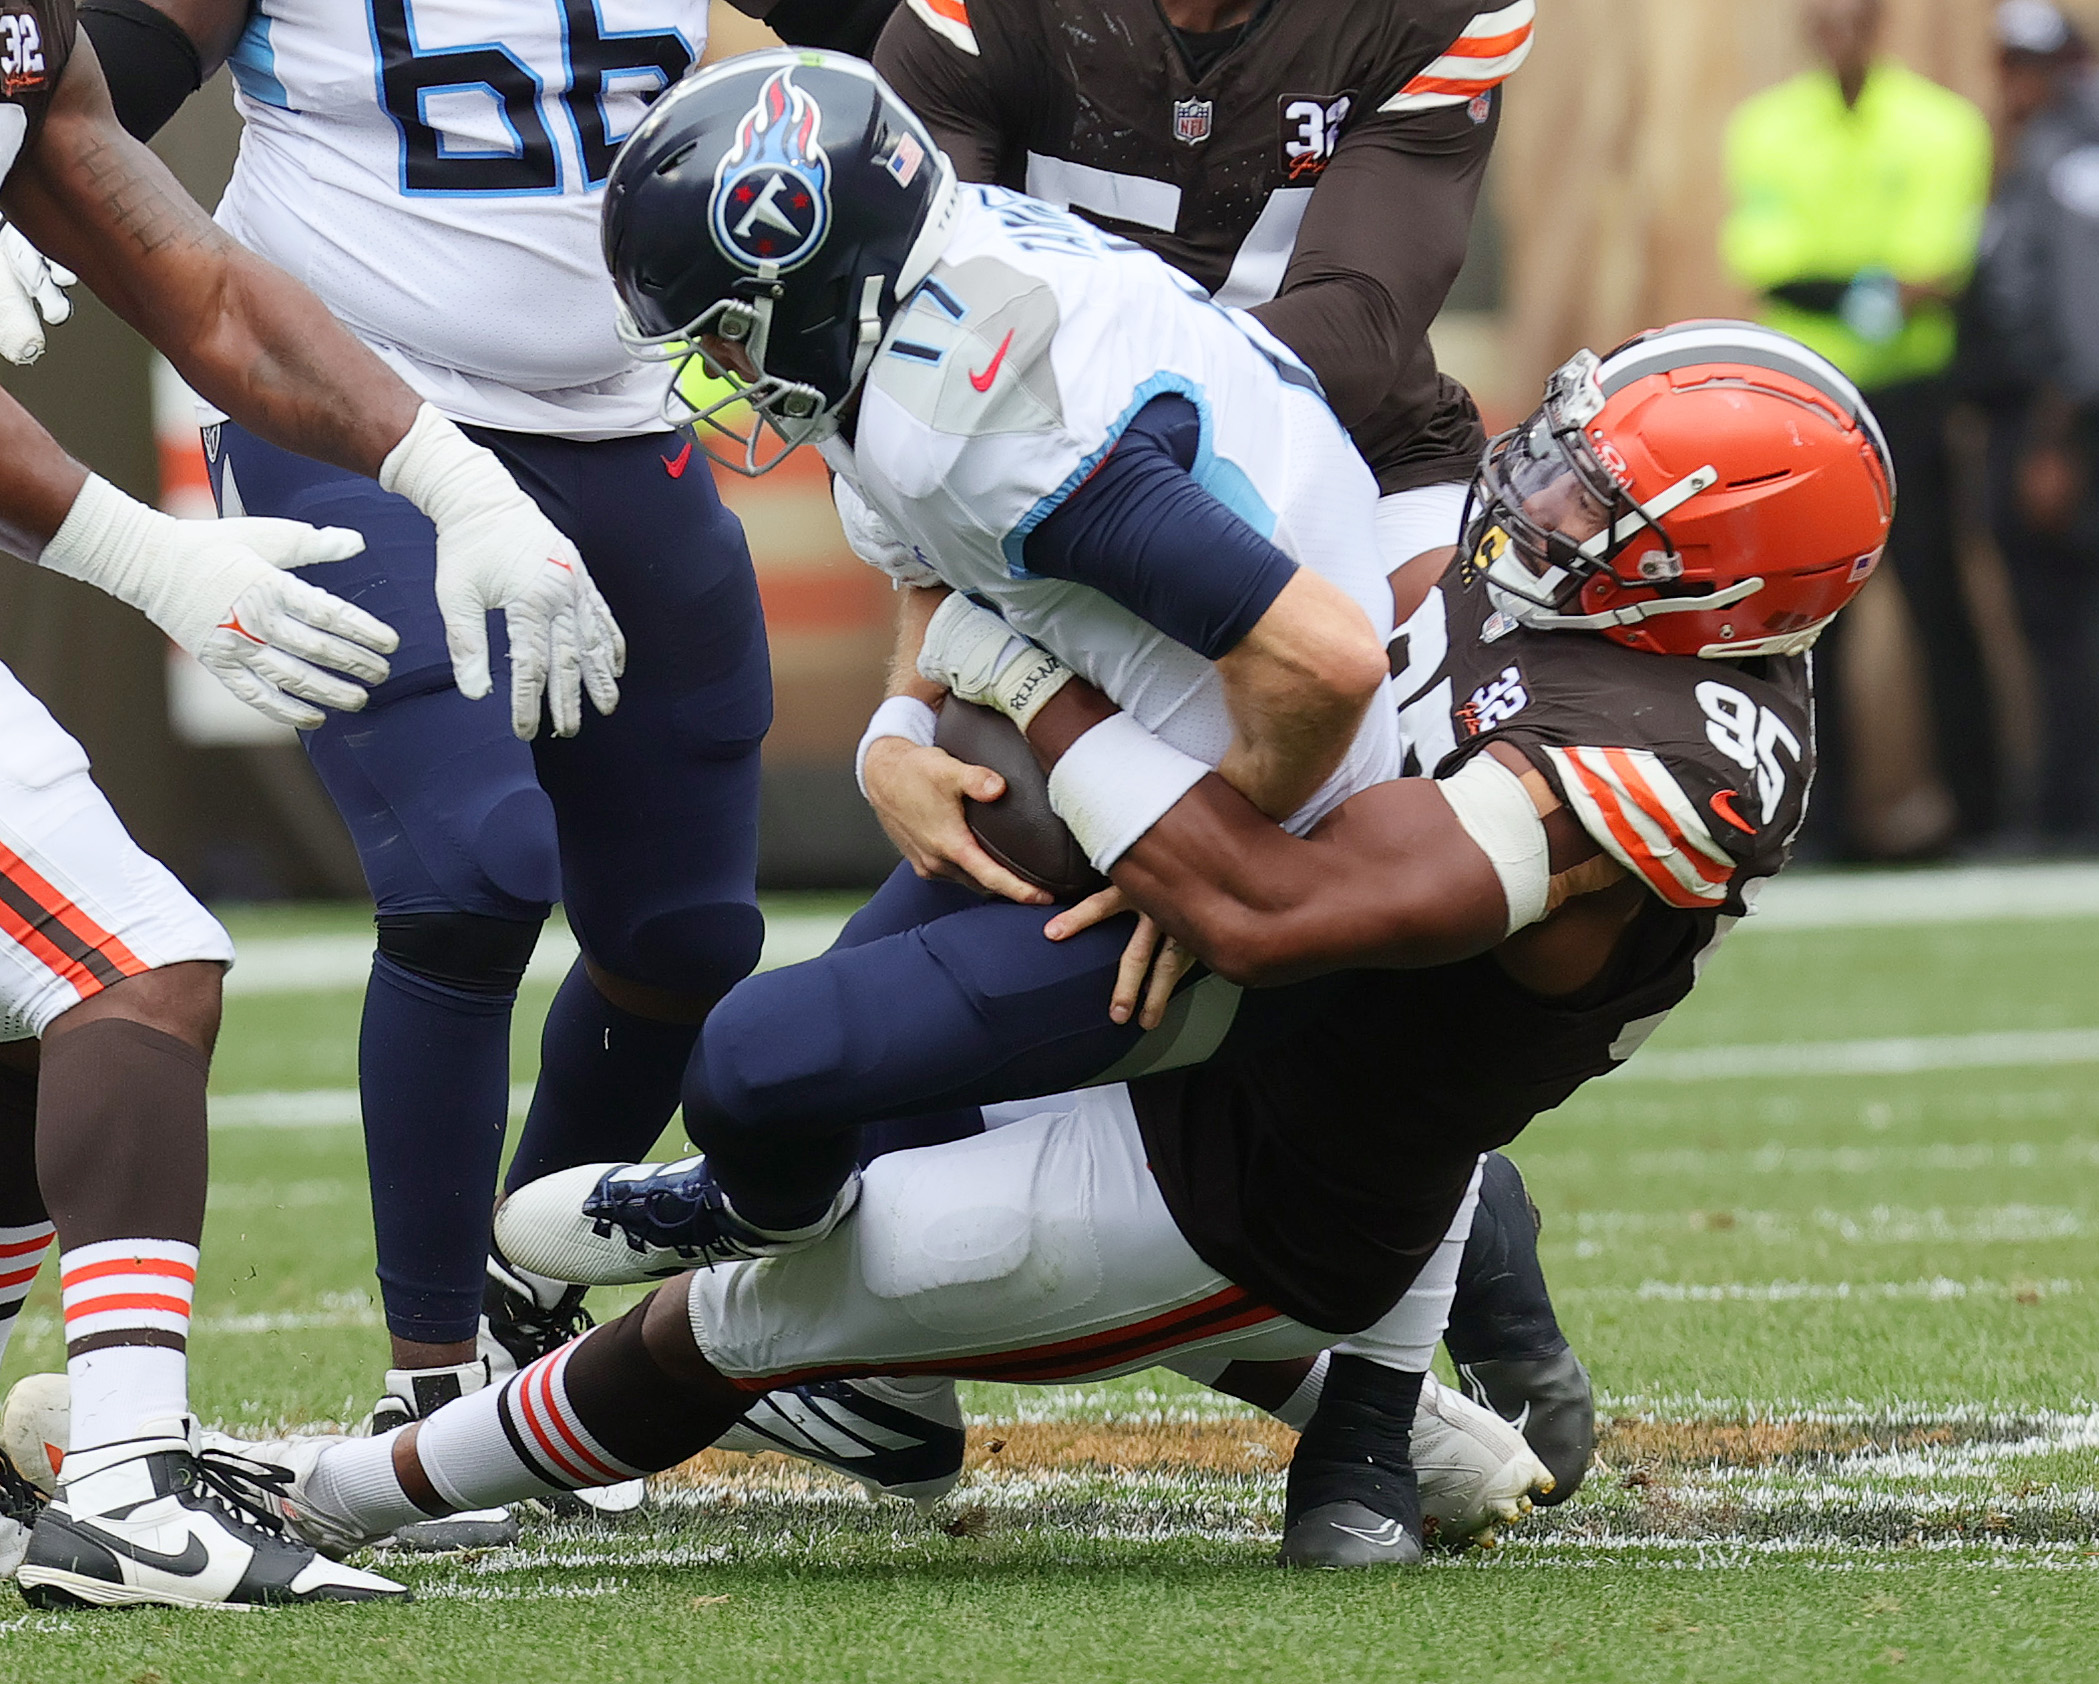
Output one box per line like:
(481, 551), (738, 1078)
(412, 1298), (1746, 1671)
(1462, 522), (1513, 587)
(709, 68), (832, 273)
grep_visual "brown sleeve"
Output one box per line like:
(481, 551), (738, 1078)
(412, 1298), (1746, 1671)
(873, 0), (1013, 186)
(1249, 96), (1498, 432)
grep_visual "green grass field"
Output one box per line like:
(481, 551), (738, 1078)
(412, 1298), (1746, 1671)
(3, 878), (2096, 1682)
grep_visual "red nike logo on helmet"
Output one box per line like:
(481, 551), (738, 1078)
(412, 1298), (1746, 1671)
(662, 439), (694, 478)
(969, 330), (1016, 393)
(1709, 788), (1756, 834)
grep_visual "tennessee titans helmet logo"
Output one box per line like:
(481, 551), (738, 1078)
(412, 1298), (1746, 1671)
(708, 68), (832, 273)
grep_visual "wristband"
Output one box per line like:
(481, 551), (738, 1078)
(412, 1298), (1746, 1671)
(854, 694), (939, 798)
(1045, 712), (1209, 872)
(1436, 753), (1550, 934)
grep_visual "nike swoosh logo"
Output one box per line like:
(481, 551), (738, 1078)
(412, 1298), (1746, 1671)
(968, 329), (1016, 393)
(1709, 788), (1756, 834)
(662, 439), (694, 478)
(1328, 1517), (1408, 1547)
(71, 1521), (211, 1577)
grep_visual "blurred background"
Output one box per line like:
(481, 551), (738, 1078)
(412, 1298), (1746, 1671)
(2, 0), (2091, 900)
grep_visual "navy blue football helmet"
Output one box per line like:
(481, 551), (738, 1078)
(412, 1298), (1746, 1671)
(604, 50), (958, 473)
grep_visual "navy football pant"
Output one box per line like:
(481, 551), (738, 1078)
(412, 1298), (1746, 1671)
(686, 862), (1147, 1227)
(212, 421), (770, 1345)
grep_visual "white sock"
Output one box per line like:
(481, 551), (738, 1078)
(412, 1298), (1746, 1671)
(420, 1343), (643, 1511)
(69, 1347), (187, 1450)
(306, 1432), (427, 1539)
(1268, 1351), (1331, 1431)
(0, 1221), (52, 1369)
(59, 1238), (196, 1449)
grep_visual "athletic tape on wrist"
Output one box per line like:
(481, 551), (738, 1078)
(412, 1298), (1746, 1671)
(992, 644), (1074, 731)
(1046, 713), (1210, 872)
(1436, 753), (1550, 935)
(38, 474), (212, 648)
(378, 402), (516, 523)
(855, 694), (938, 798)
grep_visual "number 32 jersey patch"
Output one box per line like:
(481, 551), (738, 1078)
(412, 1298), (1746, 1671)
(212, 0), (709, 435)
(0, 0), (71, 186)
(1390, 559), (1814, 918)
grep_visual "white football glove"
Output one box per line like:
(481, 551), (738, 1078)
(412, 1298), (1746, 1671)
(38, 475), (399, 729)
(916, 590), (1073, 730)
(379, 404), (624, 739)
(833, 474), (939, 586)
(0, 221), (74, 366)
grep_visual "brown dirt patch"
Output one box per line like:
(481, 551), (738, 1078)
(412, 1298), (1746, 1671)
(1595, 1416), (1967, 1472)
(658, 1413), (1984, 1491)
(664, 1419), (1298, 1488)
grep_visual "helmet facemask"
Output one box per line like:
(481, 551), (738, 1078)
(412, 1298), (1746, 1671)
(615, 154), (958, 477)
(1465, 350), (1744, 638)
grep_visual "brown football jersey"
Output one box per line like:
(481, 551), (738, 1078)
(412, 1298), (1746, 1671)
(1132, 559), (1818, 1334)
(0, 0), (72, 176)
(874, 0), (1531, 496)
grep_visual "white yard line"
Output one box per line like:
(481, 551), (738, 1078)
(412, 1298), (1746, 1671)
(1744, 861), (2099, 929)
(1563, 1277), (2081, 1304)
(206, 1024), (2099, 1126)
(203, 860), (2099, 1000)
(221, 911), (846, 997)
(1613, 1026), (2099, 1083)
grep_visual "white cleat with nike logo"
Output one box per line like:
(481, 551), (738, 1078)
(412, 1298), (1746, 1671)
(15, 1416), (407, 1609)
(1412, 1371), (1555, 1549)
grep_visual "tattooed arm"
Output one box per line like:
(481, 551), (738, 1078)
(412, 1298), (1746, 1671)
(0, 34), (418, 476)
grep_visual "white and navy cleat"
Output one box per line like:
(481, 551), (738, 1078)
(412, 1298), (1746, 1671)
(495, 1156), (859, 1287)
(713, 1376), (965, 1511)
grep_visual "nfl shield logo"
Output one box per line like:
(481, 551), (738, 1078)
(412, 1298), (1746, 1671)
(1173, 97), (1213, 145)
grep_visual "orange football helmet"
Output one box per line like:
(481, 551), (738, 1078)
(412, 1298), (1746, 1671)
(1464, 320), (1896, 658)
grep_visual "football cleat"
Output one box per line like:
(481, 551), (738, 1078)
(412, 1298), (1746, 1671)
(480, 1254), (646, 1519)
(1412, 1371), (1553, 1548)
(1, 1371), (67, 1496)
(1, 1448), (44, 1579)
(1278, 1355), (1428, 1570)
(494, 1156), (860, 1287)
(16, 1417), (407, 1608)
(1278, 1500), (1425, 1570)
(198, 1429), (390, 1562)
(1457, 1349), (1596, 1505)
(364, 1361), (520, 1552)
(712, 1376), (965, 1510)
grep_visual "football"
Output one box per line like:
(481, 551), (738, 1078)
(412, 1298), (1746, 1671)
(933, 697), (1108, 902)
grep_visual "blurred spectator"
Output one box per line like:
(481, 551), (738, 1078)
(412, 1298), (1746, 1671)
(1724, 0), (1996, 857)
(1974, 1), (2099, 848)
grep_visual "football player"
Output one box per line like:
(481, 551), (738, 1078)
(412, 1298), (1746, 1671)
(856, 0), (1588, 1479)
(0, 0), (638, 1608)
(529, 47), (1400, 1258)
(493, 47), (1561, 1524)
(62, 0), (844, 1542)
(236, 319), (1891, 1569)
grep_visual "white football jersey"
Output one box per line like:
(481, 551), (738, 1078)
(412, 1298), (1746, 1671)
(828, 186), (1399, 832)
(215, 0), (709, 437)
